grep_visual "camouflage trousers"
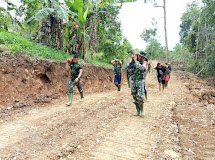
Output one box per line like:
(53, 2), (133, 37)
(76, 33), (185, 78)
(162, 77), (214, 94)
(130, 79), (145, 104)
(68, 80), (83, 94)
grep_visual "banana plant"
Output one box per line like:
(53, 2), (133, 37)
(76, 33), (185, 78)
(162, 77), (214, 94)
(24, 0), (77, 24)
(65, 0), (91, 61)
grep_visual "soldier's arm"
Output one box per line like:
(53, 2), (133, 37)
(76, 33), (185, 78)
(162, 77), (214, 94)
(78, 69), (83, 79)
(65, 61), (70, 72)
(135, 61), (145, 71)
(119, 61), (122, 65)
(111, 60), (115, 65)
(142, 61), (147, 70)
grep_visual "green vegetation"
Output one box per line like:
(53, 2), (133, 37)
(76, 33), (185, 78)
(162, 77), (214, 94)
(0, 30), (71, 61)
(86, 58), (113, 69)
(140, 18), (165, 60)
(0, 0), (133, 66)
(0, 30), (113, 68)
(144, 38), (165, 60)
(1, 0), (214, 76)
(170, 1), (215, 77)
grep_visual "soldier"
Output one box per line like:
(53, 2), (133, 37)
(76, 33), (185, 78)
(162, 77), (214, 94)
(125, 53), (136, 89)
(125, 61), (131, 89)
(130, 51), (147, 116)
(111, 59), (122, 91)
(154, 63), (163, 91)
(138, 51), (148, 101)
(65, 54), (84, 106)
(147, 62), (151, 74)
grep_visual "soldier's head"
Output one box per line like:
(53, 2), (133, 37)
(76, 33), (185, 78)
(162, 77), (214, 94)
(138, 51), (147, 62)
(115, 59), (119, 65)
(132, 50), (137, 55)
(157, 63), (161, 68)
(72, 54), (79, 63)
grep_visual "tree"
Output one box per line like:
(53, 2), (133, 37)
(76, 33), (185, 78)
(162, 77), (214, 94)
(97, 4), (132, 62)
(173, 0), (215, 77)
(0, 0), (17, 31)
(140, 18), (157, 59)
(145, 38), (165, 60)
(179, 2), (200, 54)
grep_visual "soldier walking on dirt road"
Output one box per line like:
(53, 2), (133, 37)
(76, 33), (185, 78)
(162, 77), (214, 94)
(111, 59), (122, 92)
(139, 52), (148, 101)
(65, 54), (84, 106)
(129, 51), (147, 116)
(125, 53), (136, 89)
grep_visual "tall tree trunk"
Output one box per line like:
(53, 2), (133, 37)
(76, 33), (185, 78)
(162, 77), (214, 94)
(163, 0), (169, 62)
(205, 21), (208, 58)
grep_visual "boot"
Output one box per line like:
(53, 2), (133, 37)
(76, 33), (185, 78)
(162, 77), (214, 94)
(66, 94), (73, 106)
(80, 91), (84, 101)
(134, 103), (140, 116)
(140, 103), (144, 116)
(118, 85), (121, 92)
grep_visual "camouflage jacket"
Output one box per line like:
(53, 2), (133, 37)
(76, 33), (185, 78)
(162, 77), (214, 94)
(114, 64), (122, 76)
(70, 62), (83, 81)
(130, 61), (146, 81)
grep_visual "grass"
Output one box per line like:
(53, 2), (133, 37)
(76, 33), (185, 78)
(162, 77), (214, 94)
(86, 58), (113, 69)
(0, 30), (114, 69)
(0, 30), (73, 61)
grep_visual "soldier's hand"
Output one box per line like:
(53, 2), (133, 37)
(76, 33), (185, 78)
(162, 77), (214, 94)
(67, 59), (73, 63)
(133, 55), (137, 62)
(75, 78), (79, 83)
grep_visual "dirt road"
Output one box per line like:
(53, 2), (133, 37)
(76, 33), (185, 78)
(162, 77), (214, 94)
(0, 62), (214, 160)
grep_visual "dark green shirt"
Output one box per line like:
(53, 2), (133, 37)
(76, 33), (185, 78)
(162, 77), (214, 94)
(70, 62), (82, 81)
(114, 64), (122, 76)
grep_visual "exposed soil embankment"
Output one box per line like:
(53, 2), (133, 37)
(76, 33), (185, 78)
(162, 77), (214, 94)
(0, 53), (123, 108)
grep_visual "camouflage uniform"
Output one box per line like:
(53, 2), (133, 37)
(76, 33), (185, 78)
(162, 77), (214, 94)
(113, 64), (122, 91)
(114, 64), (122, 76)
(130, 61), (146, 104)
(125, 62), (132, 88)
(140, 60), (148, 100)
(68, 62), (83, 94)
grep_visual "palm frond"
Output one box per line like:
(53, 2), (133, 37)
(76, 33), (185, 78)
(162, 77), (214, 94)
(50, 0), (68, 20)
(24, 8), (55, 24)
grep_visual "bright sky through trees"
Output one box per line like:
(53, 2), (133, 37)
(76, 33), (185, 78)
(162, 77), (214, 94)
(118, 0), (194, 50)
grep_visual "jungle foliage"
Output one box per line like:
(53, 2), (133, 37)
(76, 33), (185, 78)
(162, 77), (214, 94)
(170, 1), (215, 77)
(0, 0), (133, 64)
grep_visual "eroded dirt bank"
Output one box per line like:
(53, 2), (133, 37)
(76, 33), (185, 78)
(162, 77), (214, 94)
(0, 53), (122, 109)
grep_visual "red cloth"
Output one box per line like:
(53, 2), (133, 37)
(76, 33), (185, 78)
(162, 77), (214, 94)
(142, 61), (148, 70)
(165, 75), (169, 83)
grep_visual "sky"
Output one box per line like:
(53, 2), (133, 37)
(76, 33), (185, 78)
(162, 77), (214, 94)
(118, 0), (194, 50)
